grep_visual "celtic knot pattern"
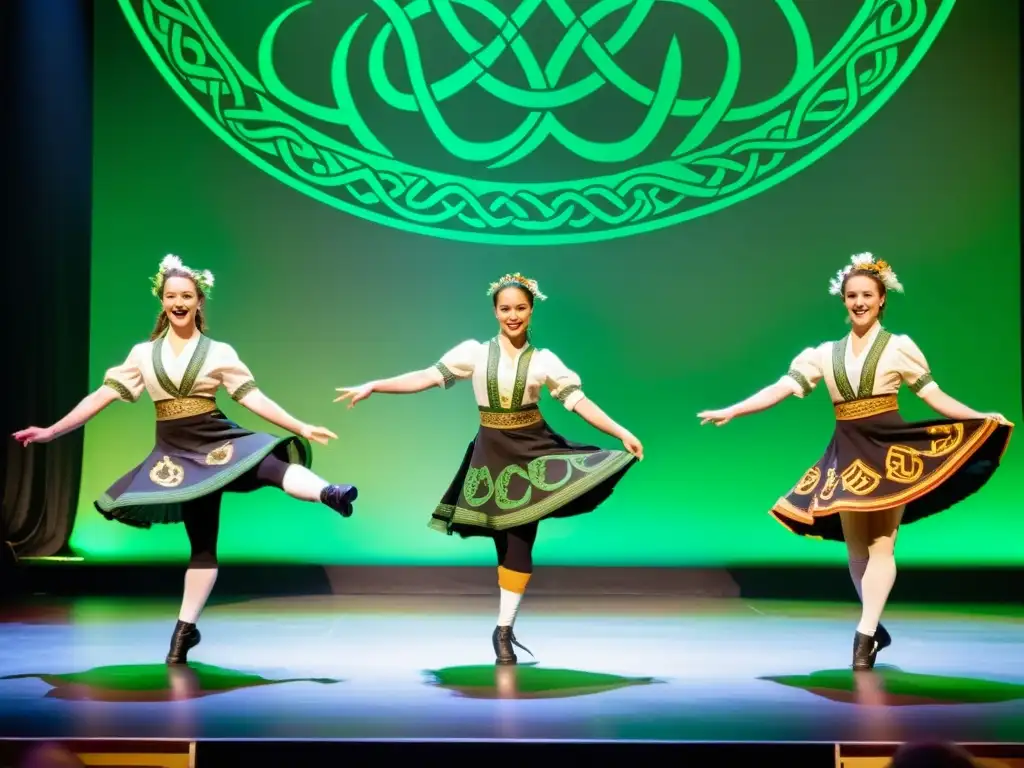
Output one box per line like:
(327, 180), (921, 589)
(123, 0), (954, 244)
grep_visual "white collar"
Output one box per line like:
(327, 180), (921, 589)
(847, 322), (882, 354)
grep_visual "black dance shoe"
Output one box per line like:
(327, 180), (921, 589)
(320, 484), (358, 517)
(852, 630), (879, 670)
(492, 625), (533, 666)
(166, 620), (201, 665)
(875, 623), (892, 652)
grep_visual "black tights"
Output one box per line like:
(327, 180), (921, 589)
(493, 521), (539, 574)
(182, 453), (290, 568)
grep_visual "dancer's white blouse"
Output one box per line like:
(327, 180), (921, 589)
(780, 323), (938, 403)
(430, 338), (586, 411)
(102, 333), (257, 403)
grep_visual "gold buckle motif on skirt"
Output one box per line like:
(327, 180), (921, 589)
(155, 397), (217, 421)
(479, 407), (543, 429)
(833, 394), (899, 421)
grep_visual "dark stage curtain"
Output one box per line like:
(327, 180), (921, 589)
(1, 0), (93, 562)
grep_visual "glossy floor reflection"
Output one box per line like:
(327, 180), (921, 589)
(426, 663), (660, 699)
(2, 663), (342, 702)
(1, 595), (1022, 742)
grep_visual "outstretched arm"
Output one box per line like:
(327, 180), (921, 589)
(237, 390), (306, 434)
(371, 368), (443, 394)
(541, 349), (643, 459)
(699, 381), (796, 426)
(237, 390), (338, 445)
(897, 335), (1010, 425)
(573, 398), (626, 439)
(334, 368), (441, 408)
(699, 344), (822, 427)
(335, 340), (479, 409)
(14, 346), (145, 446)
(13, 386), (121, 445)
(921, 387), (1006, 422)
(573, 398), (643, 459)
(216, 343), (337, 445)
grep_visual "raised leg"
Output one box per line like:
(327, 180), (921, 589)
(248, 453), (357, 517)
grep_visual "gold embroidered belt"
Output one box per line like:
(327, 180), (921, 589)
(155, 397), (217, 421)
(479, 406), (543, 429)
(834, 394), (898, 421)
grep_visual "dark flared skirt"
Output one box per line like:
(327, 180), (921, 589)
(429, 407), (637, 538)
(94, 407), (312, 529)
(771, 396), (1013, 542)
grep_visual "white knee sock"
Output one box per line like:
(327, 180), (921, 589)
(498, 588), (524, 627)
(856, 553), (896, 636)
(178, 568), (218, 624)
(282, 464), (329, 502)
(848, 556), (868, 601)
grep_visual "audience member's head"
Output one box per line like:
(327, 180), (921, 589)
(18, 742), (84, 768)
(889, 742), (977, 768)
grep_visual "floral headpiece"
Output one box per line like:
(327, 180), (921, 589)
(828, 252), (904, 296)
(150, 254), (215, 298)
(486, 272), (547, 301)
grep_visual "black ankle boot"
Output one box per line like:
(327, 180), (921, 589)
(166, 620), (201, 665)
(320, 484), (358, 517)
(492, 625), (533, 666)
(852, 630), (879, 670)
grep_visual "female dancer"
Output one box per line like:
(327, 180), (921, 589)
(697, 253), (1013, 669)
(334, 273), (643, 665)
(13, 255), (359, 665)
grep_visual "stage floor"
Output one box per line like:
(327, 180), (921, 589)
(1, 595), (1022, 743)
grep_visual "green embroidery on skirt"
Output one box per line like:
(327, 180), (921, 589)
(463, 466), (495, 506)
(436, 450), (635, 532)
(463, 453), (622, 511)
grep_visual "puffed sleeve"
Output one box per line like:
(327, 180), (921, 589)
(102, 344), (145, 403)
(429, 340), (478, 390)
(778, 344), (825, 398)
(212, 343), (259, 401)
(895, 334), (937, 397)
(542, 350), (586, 411)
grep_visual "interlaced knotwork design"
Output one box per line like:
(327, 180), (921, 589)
(123, 0), (953, 244)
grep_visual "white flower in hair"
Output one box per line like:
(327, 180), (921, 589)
(828, 252), (904, 296)
(160, 254), (184, 271)
(151, 253), (216, 297)
(487, 272), (548, 301)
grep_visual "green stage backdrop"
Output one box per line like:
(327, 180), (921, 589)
(75, 0), (1021, 565)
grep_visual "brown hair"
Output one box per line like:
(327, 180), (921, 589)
(148, 268), (208, 340)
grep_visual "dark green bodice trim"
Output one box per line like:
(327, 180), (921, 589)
(832, 329), (892, 402)
(152, 333), (212, 398)
(486, 338), (534, 409)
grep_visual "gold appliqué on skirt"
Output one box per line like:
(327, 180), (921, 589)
(920, 423), (964, 457)
(884, 444), (924, 483)
(881, 425), (965, 484)
(774, 417), (1005, 524)
(205, 442), (234, 466)
(793, 466), (821, 495)
(149, 456), (185, 488)
(841, 459), (882, 495)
